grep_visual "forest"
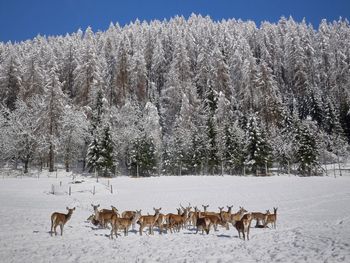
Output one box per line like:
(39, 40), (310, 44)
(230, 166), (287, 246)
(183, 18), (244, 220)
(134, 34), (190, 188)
(0, 15), (349, 176)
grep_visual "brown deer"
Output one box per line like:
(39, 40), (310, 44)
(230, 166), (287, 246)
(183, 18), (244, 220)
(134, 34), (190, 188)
(168, 208), (189, 233)
(235, 213), (252, 240)
(230, 207), (248, 225)
(110, 208), (139, 239)
(201, 204), (217, 217)
(195, 211), (212, 234)
(264, 207), (278, 229)
(251, 211), (269, 227)
(155, 210), (167, 234)
(204, 212), (228, 231)
(218, 206), (233, 230)
(180, 203), (193, 228)
(50, 207), (75, 236)
(121, 209), (142, 230)
(91, 204), (118, 228)
(137, 208), (161, 235)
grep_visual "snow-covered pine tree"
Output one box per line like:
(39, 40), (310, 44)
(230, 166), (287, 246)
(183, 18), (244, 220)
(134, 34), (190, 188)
(142, 101), (162, 174)
(73, 27), (102, 106)
(0, 50), (23, 111)
(86, 89), (107, 174)
(37, 56), (66, 172)
(244, 113), (272, 175)
(2, 100), (39, 173)
(225, 120), (245, 174)
(97, 124), (115, 176)
(60, 105), (89, 172)
(129, 132), (157, 177)
(294, 120), (319, 176)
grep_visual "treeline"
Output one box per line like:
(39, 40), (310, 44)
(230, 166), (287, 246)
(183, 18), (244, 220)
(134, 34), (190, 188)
(0, 15), (349, 176)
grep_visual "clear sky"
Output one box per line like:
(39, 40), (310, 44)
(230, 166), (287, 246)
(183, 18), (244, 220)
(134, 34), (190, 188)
(0, 0), (349, 43)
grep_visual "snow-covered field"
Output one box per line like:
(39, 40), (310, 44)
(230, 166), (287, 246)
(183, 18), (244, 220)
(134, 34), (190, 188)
(0, 173), (350, 263)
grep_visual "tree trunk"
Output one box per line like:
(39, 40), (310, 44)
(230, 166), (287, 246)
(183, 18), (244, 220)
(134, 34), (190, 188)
(65, 158), (70, 172)
(23, 158), (29, 174)
(337, 154), (342, 176)
(49, 143), (54, 172)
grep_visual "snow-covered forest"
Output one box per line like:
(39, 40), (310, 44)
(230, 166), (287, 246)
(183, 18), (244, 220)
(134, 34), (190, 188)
(0, 15), (350, 176)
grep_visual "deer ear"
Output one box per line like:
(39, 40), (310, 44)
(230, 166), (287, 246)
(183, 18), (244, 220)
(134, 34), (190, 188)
(73, 207), (76, 211)
(66, 207), (69, 210)
(159, 207), (162, 210)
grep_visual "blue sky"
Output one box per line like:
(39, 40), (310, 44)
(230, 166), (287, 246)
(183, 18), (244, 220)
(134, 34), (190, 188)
(0, 0), (349, 43)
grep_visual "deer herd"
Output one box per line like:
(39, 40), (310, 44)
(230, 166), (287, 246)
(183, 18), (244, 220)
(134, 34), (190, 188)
(50, 204), (278, 241)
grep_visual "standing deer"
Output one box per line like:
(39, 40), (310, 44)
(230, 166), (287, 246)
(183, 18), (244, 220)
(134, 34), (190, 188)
(235, 213), (252, 240)
(168, 207), (189, 233)
(230, 206), (248, 226)
(121, 209), (142, 230)
(110, 208), (139, 239)
(251, 211), (269, 227)
(50, 207), (75, 236)
(91, 204), (118, 228)
(137, 208), (161, 235)
(219, 206), (233, 230)
(195, 211), (212, 234)
(264, 207), (278, 229)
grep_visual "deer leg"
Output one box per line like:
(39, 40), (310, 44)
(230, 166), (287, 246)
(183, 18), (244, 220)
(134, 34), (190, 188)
(110, 226), (114, 239)
(60, 224), (63, 236)
(139, 225), (143, 236)
(50, 221), (54, 236)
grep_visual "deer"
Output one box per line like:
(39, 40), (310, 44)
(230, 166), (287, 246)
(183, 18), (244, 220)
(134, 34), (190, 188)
(168, 207), (189, 233)
(121, 209), (142, 230)
(86, 214), (99, 226)
(50, 207), (75, 236)
(251, 211), (270, 227)
(179, 203), (193, 228)
(204, 212), (227, 231)
(155, 210), (167, 234)
(91, 204), (118, 228)
(229, 206), (248, 225)
(110, 208), (139, 239)
(137, 208), (161, 235)
(195, 211), (212, 235)
(218, 206), (233, 230)
(235, 213), (252, 240)
(264, 207), (278, 229)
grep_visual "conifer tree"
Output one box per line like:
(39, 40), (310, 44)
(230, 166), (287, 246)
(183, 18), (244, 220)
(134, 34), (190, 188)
(295, 120), (319, 176)
(245, 114), (271, 175)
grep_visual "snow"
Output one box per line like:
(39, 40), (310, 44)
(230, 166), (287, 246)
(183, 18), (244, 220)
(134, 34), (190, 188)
(1, 173), (350, 262)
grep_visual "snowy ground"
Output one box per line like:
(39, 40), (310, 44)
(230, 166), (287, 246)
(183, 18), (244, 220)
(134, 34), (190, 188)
(0, 172), (350, 263)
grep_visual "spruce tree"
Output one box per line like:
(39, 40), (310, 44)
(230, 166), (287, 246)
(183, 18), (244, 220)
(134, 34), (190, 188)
(245, 114), (271, 175)
(129, 133), (156, 177)
(98, 125), (115, 176)
(295, 121), (319, 176)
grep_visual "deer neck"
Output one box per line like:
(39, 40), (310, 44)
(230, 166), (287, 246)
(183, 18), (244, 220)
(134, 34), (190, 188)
(154, 213), (160, 222)
(66, 211), (73, 222)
